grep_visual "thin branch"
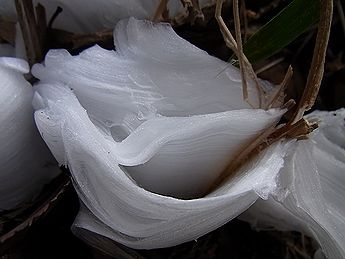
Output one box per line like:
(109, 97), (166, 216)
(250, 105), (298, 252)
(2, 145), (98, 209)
(48, 6), (62, 29)
(290, 0), (333, 124)
(241, 0), (248, 41)
(207, 123), (277, 193)
(215, 0), (237, 50)
(267, 65), (293, 109)
(216, 0), (267, 108)
(15, 0), (43, 66)
(233, 0), (249, 102)
(209, 0), (332, 193)
(35, 3), (47, 52)
(152, 0), (169, 22)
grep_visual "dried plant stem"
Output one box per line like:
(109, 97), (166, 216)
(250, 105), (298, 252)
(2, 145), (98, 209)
(215, 0), (237, 49)
(208, 107), (317, 194)
(15, 0), (43, 66)
(267, 65), (293, 109)
(290, 0), (333, 124)
(35, 4), (47, 51)
(209, 0), (333, 193)
(153, 0), (169, 22)
(207, 123), (277, 193)
(241, 0), (248, 41)
(215, 0), (265, 108)
(233, 0), (249, 103)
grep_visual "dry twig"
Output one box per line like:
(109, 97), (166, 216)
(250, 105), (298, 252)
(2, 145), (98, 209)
(152, 0), (169, 22)
(209, 0), (333, 193)
(15, 0), (43, 66)
(215, 0), (265, 108)
(290, 0), (333, 124)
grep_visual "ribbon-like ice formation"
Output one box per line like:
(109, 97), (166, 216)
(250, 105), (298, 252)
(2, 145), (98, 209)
(241, 108), (345, 259)
(30, 16), (345, 258)
(31, 18), (288, 249)
(0, 57), (58, 210)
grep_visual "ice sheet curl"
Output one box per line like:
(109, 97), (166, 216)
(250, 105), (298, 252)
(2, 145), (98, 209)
(32, 18), (287, 249)
(0, 57), (58, 210)
(241, 109), (345, 259)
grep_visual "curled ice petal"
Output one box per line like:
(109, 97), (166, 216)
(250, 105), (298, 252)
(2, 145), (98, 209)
(33, 18), (286, 249)
(71, 141), (288, 249)
(0, 57), (58, 210)
(241, 109), (345, 259)
(34, 83), (284, 199)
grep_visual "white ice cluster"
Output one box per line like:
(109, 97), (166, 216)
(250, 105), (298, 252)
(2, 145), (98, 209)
(31, 18), (288, 248)
(0, 57), (58, 210)
(241, 108), (345, 259)
(0, 2), (344, 257)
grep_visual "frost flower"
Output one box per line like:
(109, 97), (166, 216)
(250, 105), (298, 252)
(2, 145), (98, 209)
(32, 18), (287, 249)
(0, 57), (58, 210)
(241, 109), (345, 258)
